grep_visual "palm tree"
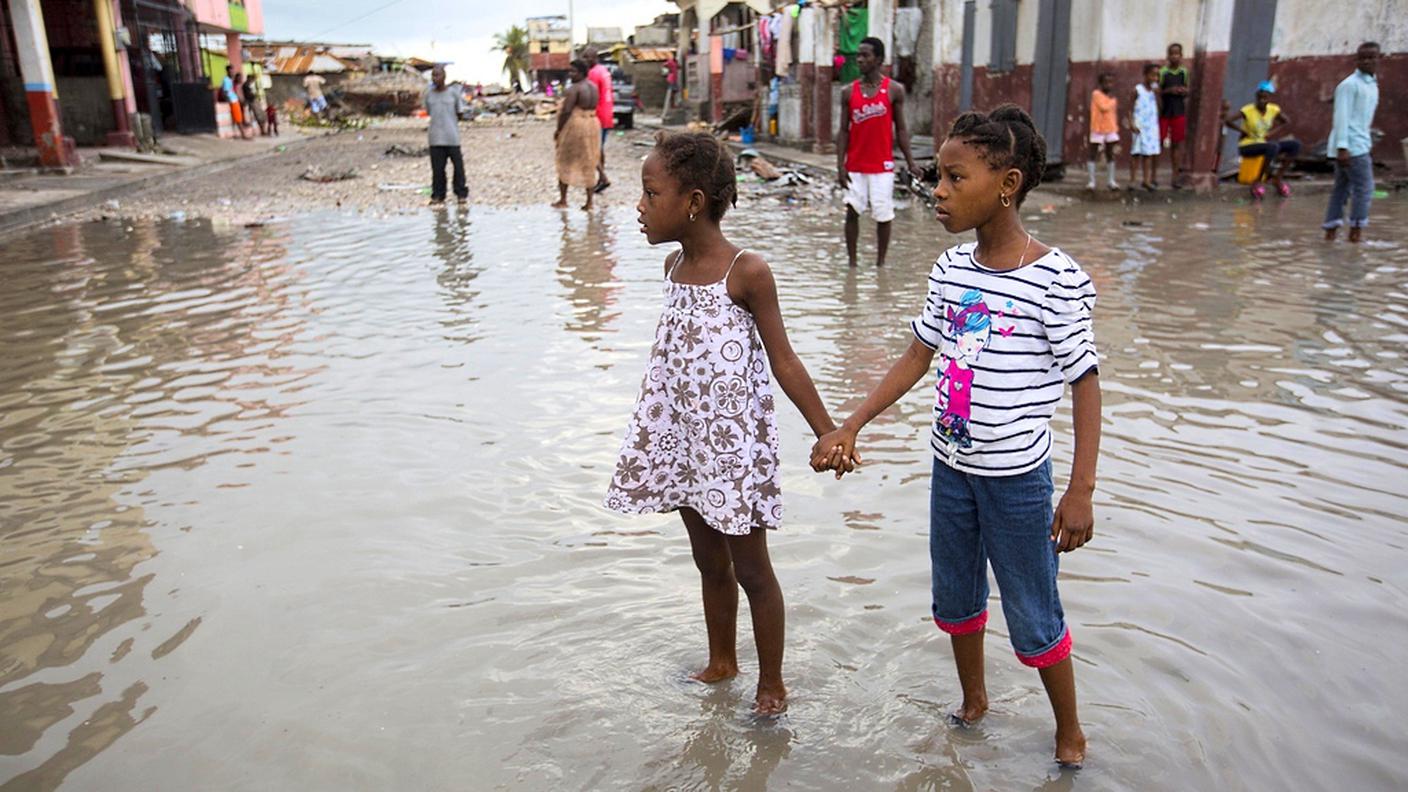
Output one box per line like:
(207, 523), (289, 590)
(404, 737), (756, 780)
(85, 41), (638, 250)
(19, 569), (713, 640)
(492, 25), (530, 93)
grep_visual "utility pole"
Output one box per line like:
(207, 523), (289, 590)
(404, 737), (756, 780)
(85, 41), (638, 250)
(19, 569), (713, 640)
(568, 0), (574, 51)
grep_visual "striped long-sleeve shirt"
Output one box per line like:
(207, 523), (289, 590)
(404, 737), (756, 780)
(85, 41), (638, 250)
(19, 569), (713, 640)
(911, 243), (1099, 476)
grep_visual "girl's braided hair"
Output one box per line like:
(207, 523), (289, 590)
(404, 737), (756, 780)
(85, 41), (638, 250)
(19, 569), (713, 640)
(653, 131), (738, 221)
(947, 104), (1048, 207)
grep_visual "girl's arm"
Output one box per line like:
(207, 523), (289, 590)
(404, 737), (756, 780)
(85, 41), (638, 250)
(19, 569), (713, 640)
(735, 254), (836, 438)
(1051, 372), (1101, 552)
(810, 337), (935, 477)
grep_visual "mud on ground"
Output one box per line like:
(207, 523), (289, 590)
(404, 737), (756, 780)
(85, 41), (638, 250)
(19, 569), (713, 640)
(76, 118), (663, 226)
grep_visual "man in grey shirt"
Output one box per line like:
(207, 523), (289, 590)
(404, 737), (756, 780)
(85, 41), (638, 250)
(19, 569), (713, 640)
(423, 65), (468, 203)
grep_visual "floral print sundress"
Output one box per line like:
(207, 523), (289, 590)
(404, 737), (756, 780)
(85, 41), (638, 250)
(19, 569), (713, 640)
(604, 249), (782, 535)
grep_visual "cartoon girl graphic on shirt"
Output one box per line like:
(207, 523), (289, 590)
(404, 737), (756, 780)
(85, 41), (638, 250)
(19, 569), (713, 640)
(935, 289), (992, 449)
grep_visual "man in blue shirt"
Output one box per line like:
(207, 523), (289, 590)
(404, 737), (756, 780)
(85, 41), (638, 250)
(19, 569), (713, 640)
(1323, 42), (1380, 243)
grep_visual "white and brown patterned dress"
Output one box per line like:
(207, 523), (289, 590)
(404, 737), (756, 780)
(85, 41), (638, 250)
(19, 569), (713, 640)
(605, 249), (782, 535)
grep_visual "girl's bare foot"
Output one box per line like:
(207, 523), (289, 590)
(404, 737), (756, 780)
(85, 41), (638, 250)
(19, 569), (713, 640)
(753, 682), (787, 715)
(581, 202), (593, 211)
(550, 200), (568, 209)
(948, 695), (988, 726)
(1054, 727), (1087, 768)
(690, 662), (739, 683)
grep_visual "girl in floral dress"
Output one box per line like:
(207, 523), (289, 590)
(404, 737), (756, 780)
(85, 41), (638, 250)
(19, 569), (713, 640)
(605, 132), (843, 715)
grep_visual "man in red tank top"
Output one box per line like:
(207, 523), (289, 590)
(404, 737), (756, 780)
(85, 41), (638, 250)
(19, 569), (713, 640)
(836, 37), (918, 267)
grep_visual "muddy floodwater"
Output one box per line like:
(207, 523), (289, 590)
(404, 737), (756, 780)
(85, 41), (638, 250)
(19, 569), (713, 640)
(2, 193), (1406, 791)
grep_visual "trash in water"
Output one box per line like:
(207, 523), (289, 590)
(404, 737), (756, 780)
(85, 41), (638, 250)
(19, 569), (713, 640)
(750, 157), (782, 181)
(907, 174), (936, 208)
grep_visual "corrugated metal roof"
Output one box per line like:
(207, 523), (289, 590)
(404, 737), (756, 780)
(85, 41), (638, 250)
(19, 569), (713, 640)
(308, 54), (350, 73)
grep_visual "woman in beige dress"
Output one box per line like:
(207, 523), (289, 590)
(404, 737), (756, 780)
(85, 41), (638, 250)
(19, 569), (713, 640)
(553, 60), (602, 210)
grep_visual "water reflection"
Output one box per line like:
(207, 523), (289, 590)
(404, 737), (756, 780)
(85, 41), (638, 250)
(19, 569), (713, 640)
(0, 197), (1405, 790)
(555, 210), (622, 340)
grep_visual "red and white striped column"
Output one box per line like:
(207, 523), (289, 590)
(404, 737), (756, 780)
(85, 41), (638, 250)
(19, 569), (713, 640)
(8, 0), (73, 168)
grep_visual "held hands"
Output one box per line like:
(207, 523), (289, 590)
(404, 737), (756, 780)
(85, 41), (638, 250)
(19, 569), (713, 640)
(1050, 487), (1095, 553)
(810, 425), (862, 480)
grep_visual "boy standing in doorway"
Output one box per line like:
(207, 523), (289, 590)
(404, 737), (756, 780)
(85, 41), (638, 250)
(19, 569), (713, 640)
(1159, 43), (1191, 188)
(836, 37), (918, 268)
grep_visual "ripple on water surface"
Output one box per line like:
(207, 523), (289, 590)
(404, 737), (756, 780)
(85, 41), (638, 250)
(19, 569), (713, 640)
(1, 197), (1406, 790)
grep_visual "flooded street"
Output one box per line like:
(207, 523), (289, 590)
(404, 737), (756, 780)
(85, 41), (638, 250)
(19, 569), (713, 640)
(2, 192), (1407, 790)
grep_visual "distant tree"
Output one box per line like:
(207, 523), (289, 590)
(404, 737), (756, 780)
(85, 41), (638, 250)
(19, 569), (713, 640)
(493, 25), (530, 92)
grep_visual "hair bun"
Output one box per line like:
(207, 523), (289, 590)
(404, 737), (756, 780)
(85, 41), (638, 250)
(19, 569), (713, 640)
(989, 104), (1036, 131)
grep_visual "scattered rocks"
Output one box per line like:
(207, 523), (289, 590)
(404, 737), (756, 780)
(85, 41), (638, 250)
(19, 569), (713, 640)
(300, 165), (359, 182)
(70, 118), (652, 225)
(384, 144), (427, 157)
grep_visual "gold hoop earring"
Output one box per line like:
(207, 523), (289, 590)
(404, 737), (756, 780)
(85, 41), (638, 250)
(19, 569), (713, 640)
(1000, 193), (1012, 208)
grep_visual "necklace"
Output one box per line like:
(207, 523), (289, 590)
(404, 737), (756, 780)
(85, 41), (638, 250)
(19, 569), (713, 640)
(1016, 233), (1033, 269)
(976, 233), (1034, 271)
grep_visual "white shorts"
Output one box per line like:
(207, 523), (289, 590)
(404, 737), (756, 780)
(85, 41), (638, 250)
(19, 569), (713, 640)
(1089, 131), (1119, 145)
(844, 171), (896, 222)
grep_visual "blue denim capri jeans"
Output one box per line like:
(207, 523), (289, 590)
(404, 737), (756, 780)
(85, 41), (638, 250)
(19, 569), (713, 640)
(929, 458), (1072, 668)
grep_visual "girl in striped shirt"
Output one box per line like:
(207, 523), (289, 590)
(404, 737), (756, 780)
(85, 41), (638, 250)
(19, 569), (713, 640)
(813, 105), (1101, 768)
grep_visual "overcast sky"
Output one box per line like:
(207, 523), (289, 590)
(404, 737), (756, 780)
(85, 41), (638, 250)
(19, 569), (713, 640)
(263, 0), (675, 85)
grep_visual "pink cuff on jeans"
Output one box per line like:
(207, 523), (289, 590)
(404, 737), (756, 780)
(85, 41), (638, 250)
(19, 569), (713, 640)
(1016, 629), (1072, 668)
(934, 610), (988, 635)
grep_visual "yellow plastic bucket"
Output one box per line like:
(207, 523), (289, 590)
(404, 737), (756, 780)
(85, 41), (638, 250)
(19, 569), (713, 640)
(1237, 155), (1266, 185)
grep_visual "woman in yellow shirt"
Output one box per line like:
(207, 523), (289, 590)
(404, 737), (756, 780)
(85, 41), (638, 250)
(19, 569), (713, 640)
(1224, 80), (1302, 198)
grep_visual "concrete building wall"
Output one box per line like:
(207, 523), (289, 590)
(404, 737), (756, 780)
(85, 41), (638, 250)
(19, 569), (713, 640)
(1271, 3), (1408, 58)
(1269, 2), (1407, 164)
(629, 60), (668, 108)
(929, 0), (1405, 175)
(55, 76), (112, 145)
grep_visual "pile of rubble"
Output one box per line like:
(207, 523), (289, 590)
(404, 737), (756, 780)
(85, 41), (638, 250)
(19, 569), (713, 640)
(338, 70), (434, 116)
(735, 149), (834, 205)
(467, 92), (557, 121)
(282, 99), (369, 130)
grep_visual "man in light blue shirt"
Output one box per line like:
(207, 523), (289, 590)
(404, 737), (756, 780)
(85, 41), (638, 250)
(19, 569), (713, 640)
(1323, 42), (1380, 242)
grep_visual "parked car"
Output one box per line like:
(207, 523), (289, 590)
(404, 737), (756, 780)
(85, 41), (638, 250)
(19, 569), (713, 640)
(610, 65), (636, 130)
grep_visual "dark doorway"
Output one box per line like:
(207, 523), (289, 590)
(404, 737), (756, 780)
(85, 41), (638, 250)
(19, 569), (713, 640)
(1031, 0), (1071, 164)
(121, 0), (206, 135)
(958, 0), (975, 112)
(1219, 0), (1278, 172)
